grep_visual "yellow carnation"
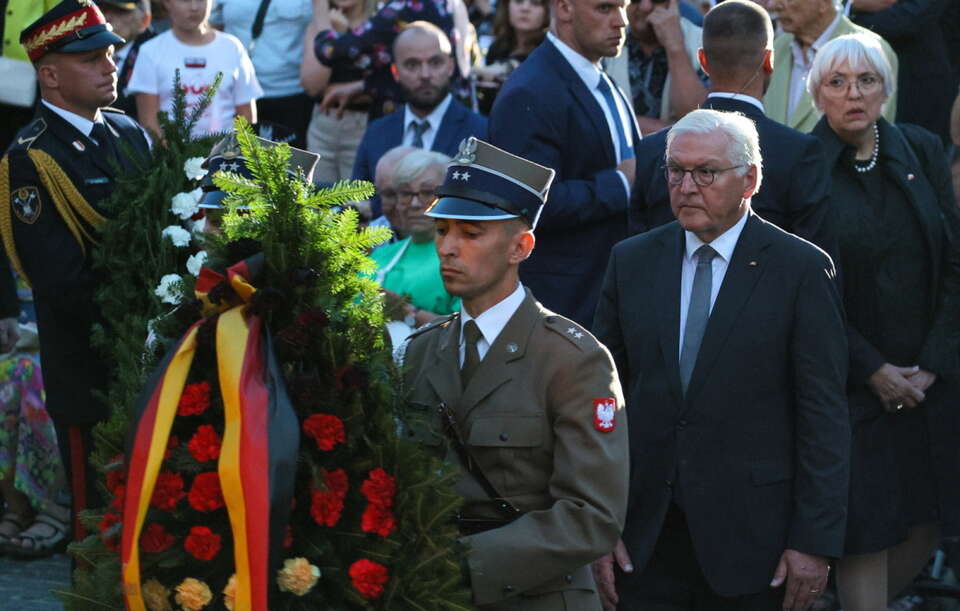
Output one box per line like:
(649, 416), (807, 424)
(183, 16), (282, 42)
(277, 557), (321, 596)
(174, 578), (213, 611)
(142, 579), (173, 611)
(223, 574), (237, 611)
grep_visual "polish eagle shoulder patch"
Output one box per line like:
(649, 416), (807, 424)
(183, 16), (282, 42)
(593, 398), (616, 433)
(12, 187), (42, 224)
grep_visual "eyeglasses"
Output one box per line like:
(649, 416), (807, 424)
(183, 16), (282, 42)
(397, 188), (439, 205)
(380, 189), (398, 201)
(821, 73), (882, 97)
(664, 164), (743, 187)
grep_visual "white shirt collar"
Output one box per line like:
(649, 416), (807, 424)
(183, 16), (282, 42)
(706, 92), (765, 113)
(684, 208), (750, 263)
(42, 99), (104, 138)
(790, 10), (843, 67)
(459, 282), (526, 350)
(403, 93), (453, 136)
(546, 32), (603, 90)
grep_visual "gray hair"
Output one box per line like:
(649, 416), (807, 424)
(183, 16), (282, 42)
(806, 33), (895, 110)
(666, 109), (763, 192)
(394, 149), (450, 185)
(374, 145), (416, 182)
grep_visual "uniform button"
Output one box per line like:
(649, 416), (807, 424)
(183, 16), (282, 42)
(545, 315), (557, 323)
(499, 433), (509, 442)
(564, 574), (573, 584)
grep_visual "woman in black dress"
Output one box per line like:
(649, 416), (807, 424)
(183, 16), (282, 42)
(808, 33), (960, 611)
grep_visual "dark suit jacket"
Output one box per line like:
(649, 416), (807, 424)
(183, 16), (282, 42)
(630, 96), (836, 259)
(488, 38), (641, 327)
(351, 98), (487, 214)
(594, 213), (851, 597)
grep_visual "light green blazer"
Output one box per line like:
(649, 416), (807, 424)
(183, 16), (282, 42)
(764, 15), (899, 133)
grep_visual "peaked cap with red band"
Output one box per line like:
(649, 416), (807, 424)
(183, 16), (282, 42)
(21, 0), (124, 62)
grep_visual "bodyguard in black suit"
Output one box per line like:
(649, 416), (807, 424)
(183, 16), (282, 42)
(593, 108), (850, 610)
(629, 0), (835, 261)
(489, 0), (640, 327)
(1, 0), (151, 541)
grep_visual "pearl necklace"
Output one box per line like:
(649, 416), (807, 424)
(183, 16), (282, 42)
(854, 123), (880, 173)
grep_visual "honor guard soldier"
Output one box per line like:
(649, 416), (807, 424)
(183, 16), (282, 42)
(0, 0), (151, 544)
(396, 137), (629, 610)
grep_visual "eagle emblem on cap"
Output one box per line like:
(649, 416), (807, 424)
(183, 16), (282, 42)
(454, 137), (478, 164)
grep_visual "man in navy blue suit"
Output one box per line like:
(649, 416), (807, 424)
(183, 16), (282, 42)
(488, 0), (640, 327)
(629, 0), (835, 260)
(352, 21), (487, 217)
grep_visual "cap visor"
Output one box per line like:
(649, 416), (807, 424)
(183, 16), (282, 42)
(58, 30), (125, 53)
(426, 196), (519, 221)
(198, 190), (228, 210)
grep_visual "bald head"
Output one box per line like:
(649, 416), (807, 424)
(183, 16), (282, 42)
(393, 21), (452, 57)
(702, 0), (772, 79)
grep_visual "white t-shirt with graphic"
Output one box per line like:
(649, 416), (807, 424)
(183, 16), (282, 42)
(128, 30), (263, 136)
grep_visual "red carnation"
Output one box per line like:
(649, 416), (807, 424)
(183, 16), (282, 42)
(188, 472), (225, 513)
(150, 472), (186, 510)
(141, 522), (176, 553)
(187, 425), (222, 462)
(178, 381), (212, 416)
(302, 414), (346, 451)
(164, 435), (180, 460)
(110, 484), (126, 511)
(361, 503), (396, 537)
(360, 468), (396, 508)
(184, 525), (221, 561)
(326, 468), (349, 495)
(310, 469), (348, 527)
(349, 559), (389, 599)
(99, 511), (121, 551)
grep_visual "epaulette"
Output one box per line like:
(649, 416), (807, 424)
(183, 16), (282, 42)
(392, 312), (459, 368)
(542, 313), (596, 351)
(101, 106), (127, 115)
(10, 118), (47, 150)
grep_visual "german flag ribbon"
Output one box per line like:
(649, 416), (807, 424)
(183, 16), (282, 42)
(121, 255), (299, 611)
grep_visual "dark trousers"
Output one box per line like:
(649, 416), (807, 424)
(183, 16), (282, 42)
(255, 93), (314, 149)
(616, 505), (785, 610)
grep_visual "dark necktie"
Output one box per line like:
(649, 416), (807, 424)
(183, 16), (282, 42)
(460, 320), (483, 388)
(597, 75), (634, 161)
(679, 245), (717, 393)
(410, 120), (429, 148)
(90, 122), (119, 163)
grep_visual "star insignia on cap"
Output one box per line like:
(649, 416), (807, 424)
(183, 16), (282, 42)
(222, 161), (240, 172)
(460, 171), (470, 181)
(452, 170), (461, 180)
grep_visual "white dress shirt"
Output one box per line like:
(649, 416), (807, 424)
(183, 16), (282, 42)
(402, 93), (454, 151)
(42, 99), (104, 142)
(706, 92), (764, 113)
(678, 211), (749, 357)
(787, 11), (842, 117)
(546, 32), (633, 198)
(458, 282), (526, 365)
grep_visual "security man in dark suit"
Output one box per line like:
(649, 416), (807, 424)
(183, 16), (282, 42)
(593, 109), (850, 610)
(0, 0), (151, 541)
(629, 0), (835, 262)
(397, 137), (629, 609)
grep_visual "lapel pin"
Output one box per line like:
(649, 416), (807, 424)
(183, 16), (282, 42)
(506, 343), (519, 353)
(72, 140), (85, 152)
(907, 173), (915, 181)
(748, 261), (758, 266)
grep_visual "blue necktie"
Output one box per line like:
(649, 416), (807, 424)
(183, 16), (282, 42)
(679, 245), (717, 394)
(597, 75), (634, 161)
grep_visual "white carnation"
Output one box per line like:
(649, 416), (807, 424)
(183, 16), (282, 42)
(162, 225), (191, 247)
(170, 192), (200, 220)
(154, 274), (184, 305)
(186, 250), (208, 276)
(183, 157), (206, 181)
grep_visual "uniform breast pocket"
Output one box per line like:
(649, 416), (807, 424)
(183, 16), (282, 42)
(468, 415), (545, 495)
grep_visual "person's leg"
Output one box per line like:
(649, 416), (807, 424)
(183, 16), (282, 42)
(337, 109), (368, 182)
(616, 506), (697, 610)
(837, 550), (888, 611)
(886, 523), (940, 599)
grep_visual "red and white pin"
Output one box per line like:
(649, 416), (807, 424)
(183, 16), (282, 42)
(593, 398), (616, 433)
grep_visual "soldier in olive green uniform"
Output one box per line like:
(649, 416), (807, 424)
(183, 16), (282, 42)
(396, 137), (629, 609)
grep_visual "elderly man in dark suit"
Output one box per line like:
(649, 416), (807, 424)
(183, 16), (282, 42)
(593, 109), (850, 611)
(488, 0), (640, 327)
(630, 0), (835, 262)
(352, 21), (487, 218)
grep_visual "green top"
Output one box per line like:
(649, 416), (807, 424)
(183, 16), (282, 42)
(370, 237), (460, 315)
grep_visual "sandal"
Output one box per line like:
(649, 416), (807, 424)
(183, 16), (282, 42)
(4, 511), (69, 558)
(0, 510), (32, 544)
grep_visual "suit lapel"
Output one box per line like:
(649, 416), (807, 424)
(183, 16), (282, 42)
(432, 100), (464, 154)
(425, 316), (464, 411)
(656, 227), (685, 405)
(460, 293), (537, 419)
(684, 214), (769, 406)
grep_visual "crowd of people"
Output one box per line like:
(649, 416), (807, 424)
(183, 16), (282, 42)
(0, 0), (959, 609)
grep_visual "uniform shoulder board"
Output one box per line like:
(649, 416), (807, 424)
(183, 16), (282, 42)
(392, 312), (458, 367)
(542, 313), (596, 351)
(101, 106), (127, 115)
(10, 118), (47, 150)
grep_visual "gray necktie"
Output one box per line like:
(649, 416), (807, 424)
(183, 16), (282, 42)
(460, 320), (483, 388)
(679, 245), (717, 394)
(411, 120), (429, 148)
